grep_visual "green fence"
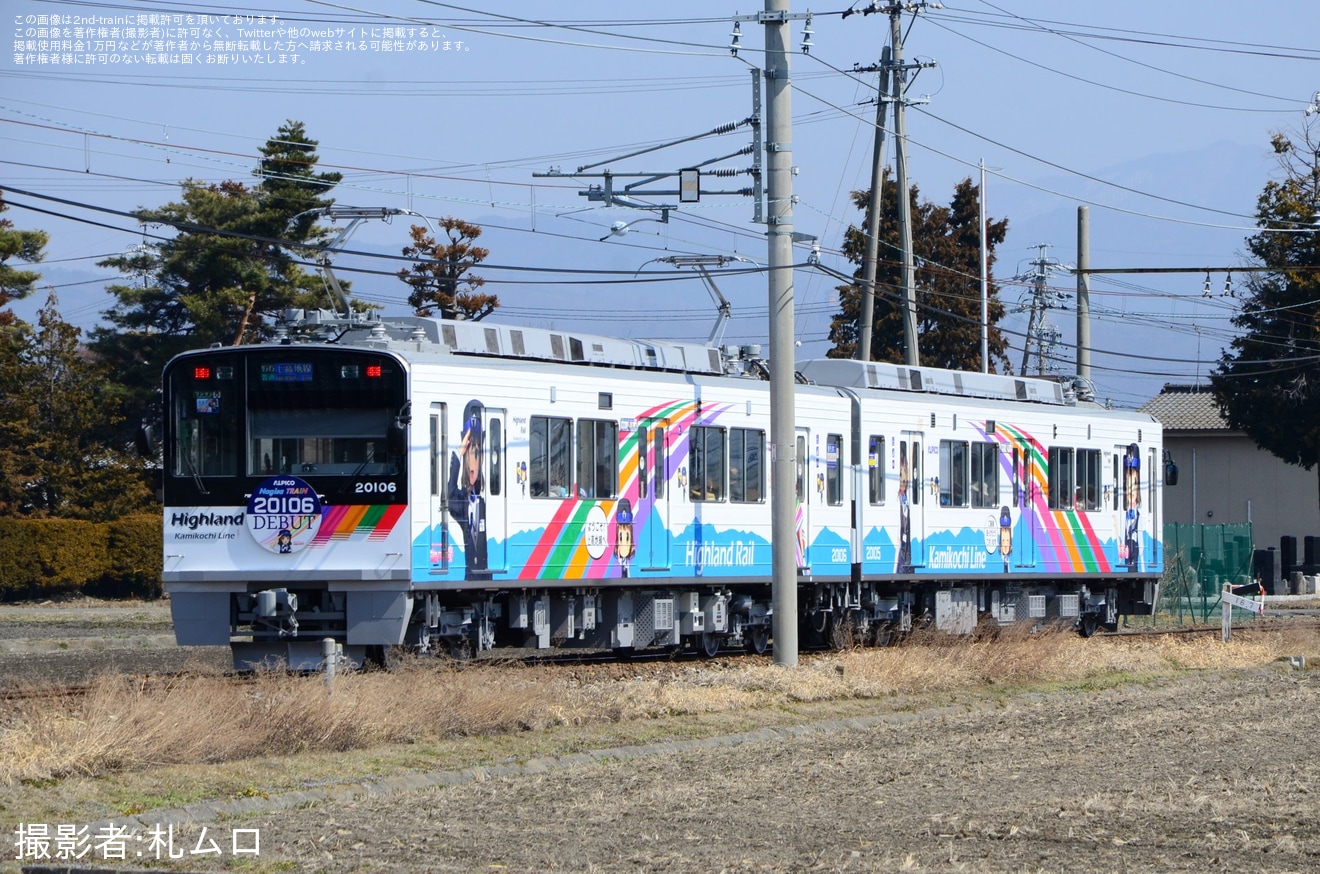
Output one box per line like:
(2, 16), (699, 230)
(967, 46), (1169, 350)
(1159, 523), (1256, 624)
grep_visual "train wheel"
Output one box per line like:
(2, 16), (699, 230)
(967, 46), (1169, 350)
(745, 626), (770, 655)
(700, 632), (722, 658)
(826, 614), (855, 651)
(1078, 613), (1100, 638)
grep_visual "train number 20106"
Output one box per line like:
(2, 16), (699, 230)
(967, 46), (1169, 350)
(251, 495), (318, 514)
(354, 481), (398, 494)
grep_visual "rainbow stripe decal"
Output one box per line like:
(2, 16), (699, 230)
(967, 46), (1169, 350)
(310, 504), (406, 546)
(987, 422), (1111, 573)
(519, 398), (714, 579)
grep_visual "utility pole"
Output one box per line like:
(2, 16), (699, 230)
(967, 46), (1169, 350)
(856, 46), (891, 361)
(762, 0), (799, 667)
(1016, 244), (1069, 377)
(890, 5), (920, 367)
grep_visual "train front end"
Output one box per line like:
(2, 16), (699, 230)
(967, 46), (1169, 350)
(160, 345), (411, 669)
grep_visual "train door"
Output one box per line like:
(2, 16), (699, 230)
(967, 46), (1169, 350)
(640, 422), (671, 570)
(795, 429), (810, 570)
(427, 402), (450, 574)
(1013, 442), (1037, 567)
(899, 431), (925, 569)
(485, 408), (508, 572)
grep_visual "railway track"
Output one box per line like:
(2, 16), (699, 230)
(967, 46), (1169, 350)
(3, 612), (1316, 700)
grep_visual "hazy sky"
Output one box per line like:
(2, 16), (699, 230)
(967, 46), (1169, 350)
(5, 1), (1318, 407)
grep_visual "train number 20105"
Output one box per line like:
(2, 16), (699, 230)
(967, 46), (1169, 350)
(354, 481), (398, 494)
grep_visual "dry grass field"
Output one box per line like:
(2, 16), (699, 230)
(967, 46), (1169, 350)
(2, 605), (1319, 872)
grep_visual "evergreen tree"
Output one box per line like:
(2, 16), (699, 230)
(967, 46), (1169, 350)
(92, 121), (342, 437)
(0, 192), (49, 328)
(828, 173), (1011, 372)
(1211, 127), (1320, 510)
(0, 292), (152, 520)
(398, 219), (498, 320)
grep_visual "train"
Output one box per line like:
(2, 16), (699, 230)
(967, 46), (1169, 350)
(157, 309), (1164, 669)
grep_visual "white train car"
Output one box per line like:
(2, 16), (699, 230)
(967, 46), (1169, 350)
(158, 312), (1163, 668)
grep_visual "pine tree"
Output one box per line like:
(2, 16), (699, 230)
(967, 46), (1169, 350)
(92, 121), (343, 438)
(0, 192), (49, 328)
(398, 219), (498, 320)
(828, 173), (1011, 372)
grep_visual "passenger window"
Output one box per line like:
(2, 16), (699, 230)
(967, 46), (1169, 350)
(691, 426), (726, 502)
(868, 435), (885, 505)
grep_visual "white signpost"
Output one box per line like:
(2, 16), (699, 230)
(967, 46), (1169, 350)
(1221, 586), (1266, 642)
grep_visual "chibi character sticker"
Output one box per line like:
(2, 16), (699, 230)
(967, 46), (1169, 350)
(1122, 443), (1141, 572)
(896, 443), (914, 574)
(998, 506), (1012, 572)
(615, 498), (635, 578)
(447, 400), (491, 580)
(277, 529), (292, 554)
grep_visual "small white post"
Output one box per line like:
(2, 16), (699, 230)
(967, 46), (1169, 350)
(322, 637), (338, 686)
(1221, 587), (1232, 643)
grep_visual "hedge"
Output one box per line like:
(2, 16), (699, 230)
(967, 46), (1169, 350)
(0, 514), (161, 601)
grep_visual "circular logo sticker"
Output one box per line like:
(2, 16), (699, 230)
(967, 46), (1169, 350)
(583, 504), (609, 560)
(247, 475), (323, 554)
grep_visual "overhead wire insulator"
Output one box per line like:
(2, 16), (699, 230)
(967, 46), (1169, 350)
(729, 20), (741, 57)
(801, 14), (814, 54)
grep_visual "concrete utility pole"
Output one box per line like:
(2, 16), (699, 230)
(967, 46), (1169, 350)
(1076, 205), (1091, 380)
(890, 5), (920, 367)
(856, 46), (892, 362)
(763, 0), (799, 667)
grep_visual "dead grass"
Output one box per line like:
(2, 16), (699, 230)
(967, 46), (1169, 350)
(3, 624), (1317, 787)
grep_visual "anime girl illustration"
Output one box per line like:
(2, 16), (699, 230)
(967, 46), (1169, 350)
(1123, 443), (1141, 572)
(896, 443), (914, 574)
(447, 400), (490, 581)
(614, 498), (635, 578)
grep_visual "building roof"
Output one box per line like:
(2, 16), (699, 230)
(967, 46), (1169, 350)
(1138, 384), (1232, 432)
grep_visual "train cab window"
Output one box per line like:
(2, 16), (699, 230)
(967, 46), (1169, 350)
(1077, 448), (1101, 511)
(170, 364), (240, 477)
(690, 426), (725, 502)
(971, 442), (999, 509)
(530, 415), (572, 498)
(730, 427), (765, 503)
(1048, 446), (1075, 509)
(576, 419), (618, 499)
(939, 440), (969, 507)
(867, 435), (885, 505)
(825, 434), (843, 506)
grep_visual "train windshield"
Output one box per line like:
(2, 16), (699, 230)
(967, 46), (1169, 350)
(168, 350), (405, 480)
